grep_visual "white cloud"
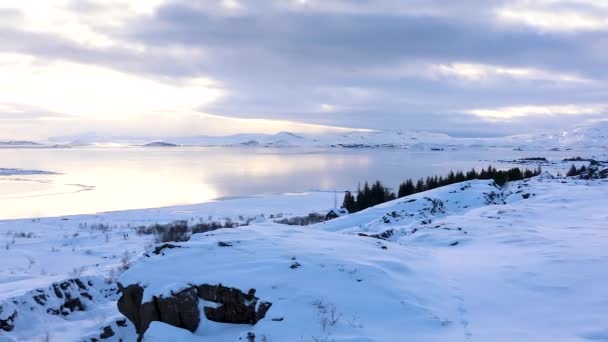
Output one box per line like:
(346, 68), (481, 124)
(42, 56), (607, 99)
(432, 62), (590, 83)
(368, 61), (590, 84)
(496, 2), (608, 32)
(319, 104), (337, 113)
(0, 53), (223, 119)
(467, 104), (607, 119)
(1, 0), (165, 48)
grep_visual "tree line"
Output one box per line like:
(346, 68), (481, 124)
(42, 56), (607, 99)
(566, 164), (588, 177)
(343, 165), (542, 213)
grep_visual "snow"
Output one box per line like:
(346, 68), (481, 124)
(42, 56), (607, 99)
(144, 322), (198, 341)
(1, 163), (608, 340)
(0, 192), (337, 299)
(29, 120), (608, 151)
(121, 222), (453, 341)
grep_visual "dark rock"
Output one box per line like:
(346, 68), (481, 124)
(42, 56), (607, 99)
(153, 288), (200, 332)
(53, 284), (63, 298)
(357, 230), (394, 240)
(100, 325), (115, 339)
(33, 294), (47, 305)
(116, 318), (128, 327)
(62, 298), (85, 314)
(117, 284), (146, 335)
(380, 246), (388, 250)
(290, 262), (302, 269)
(218, 241), (233, 247)
(118, 283), (272, 338)
(149, 243), (181, 256)
(450, 241), (460, 246)
(0, 308), (17, 332)
(75, 278), (87, 290)
(198, 284), (270, 324)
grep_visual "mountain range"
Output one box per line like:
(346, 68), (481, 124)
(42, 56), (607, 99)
(4, 120), (608, 151)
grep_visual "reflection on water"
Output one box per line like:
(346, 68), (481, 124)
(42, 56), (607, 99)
(0, 147), (594, 219)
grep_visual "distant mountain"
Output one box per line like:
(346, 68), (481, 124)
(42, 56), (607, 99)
(43, 121), (608, 151)
(0, 168), (56, 175)
(0, 140), (41, 146)
(559, 120), (608, 148)
(143, 141), (179, 147)
(169, 131), (306, 147)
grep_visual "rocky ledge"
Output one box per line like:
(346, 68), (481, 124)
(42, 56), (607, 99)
(117, 282), (271, 339)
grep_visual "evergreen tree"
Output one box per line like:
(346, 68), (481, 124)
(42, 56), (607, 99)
(398, 179), (415, 198)
(566, 164), (578, 177)
(415, 179), (425, 192)
(507, 168), (523, 182)
(343, 166), (542, 215)
(342, 191), (357, 213)
(455, 171), (466, 182)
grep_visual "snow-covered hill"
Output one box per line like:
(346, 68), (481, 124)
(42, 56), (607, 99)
(2, 167), (606, 341)
(119, 173), (608, 341)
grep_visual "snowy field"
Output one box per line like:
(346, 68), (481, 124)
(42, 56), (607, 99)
(1, 163), (607, 341)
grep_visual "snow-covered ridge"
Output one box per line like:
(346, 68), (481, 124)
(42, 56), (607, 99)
(31, 120), (608, 150)
(112, 173), (608, 341)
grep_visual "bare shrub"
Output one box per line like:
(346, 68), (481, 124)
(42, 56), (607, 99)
(312, 300), (341, 332)
(120, 250), (132, 271)
(136, 219), (252, 243)
(275, 212), (327, 226)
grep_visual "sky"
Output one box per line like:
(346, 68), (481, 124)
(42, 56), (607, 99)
(1, 0), (608, 140)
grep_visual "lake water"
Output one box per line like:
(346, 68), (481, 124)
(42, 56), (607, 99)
(0, 147), (595, 219)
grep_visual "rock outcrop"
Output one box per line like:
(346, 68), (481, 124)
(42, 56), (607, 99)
(0, 276), (118, 332)
(0, 303), (17, 332)
(117, 283), (272, 338)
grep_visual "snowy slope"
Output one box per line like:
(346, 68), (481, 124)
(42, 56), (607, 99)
(317, 179), (506, 237)
(110, 174), (608, 341)
(558, 120), (608, 148)
(1, 173), (608, 341)
(119, 223), (461, 342)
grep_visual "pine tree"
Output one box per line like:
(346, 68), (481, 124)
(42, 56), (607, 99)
(398, 179), (415, 198)
(566, 164), (578, 177)
(507, 168), (523, 182)
(455, 171), (466, 182)
(342, 191), (357, 213)
(415, 179), (425, 192)
(465, 168), (477, 180)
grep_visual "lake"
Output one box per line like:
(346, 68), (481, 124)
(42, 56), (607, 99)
(0, 147), (595, 219)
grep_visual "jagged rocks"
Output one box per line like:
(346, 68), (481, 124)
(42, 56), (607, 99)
(117, 283), (272, 338)
(0, 303), (17, 332)
(99, 325), (115, 339)
(0, 276), (118, 334)
(145, 243), (182, 257)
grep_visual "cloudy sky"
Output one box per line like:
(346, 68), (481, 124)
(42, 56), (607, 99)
(2, 0), (608, 140)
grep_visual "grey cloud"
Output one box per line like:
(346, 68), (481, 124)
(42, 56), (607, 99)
(2, 0), (608, 136)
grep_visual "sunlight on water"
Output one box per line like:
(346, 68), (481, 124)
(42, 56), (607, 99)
(0, 147), (593, 219)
